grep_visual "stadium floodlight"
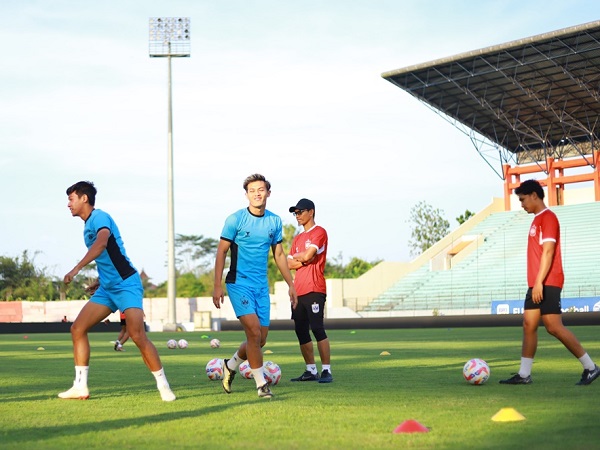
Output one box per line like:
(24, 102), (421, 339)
(149, 17), (190, 331)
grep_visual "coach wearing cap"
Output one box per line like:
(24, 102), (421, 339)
(287, 198), (333, 383)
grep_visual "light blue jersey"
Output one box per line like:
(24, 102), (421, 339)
(84, 209), (137, 288)
(221, 208), (283, 288)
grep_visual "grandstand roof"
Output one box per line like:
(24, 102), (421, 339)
(382, 20), (600, 173)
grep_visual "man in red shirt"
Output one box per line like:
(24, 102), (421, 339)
(287, 199), (332, 383)
(500, 179), (599, 385)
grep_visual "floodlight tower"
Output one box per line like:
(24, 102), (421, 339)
(149, 17), (190, 331)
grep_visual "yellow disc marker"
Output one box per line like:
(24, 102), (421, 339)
(491, 408), (526, 422)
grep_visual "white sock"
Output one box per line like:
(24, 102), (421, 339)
(152, 368), (170, 388)
(307, 364), (317, 374)
(74, 366), (89, 387)
(578, 353), (596, 371)
(322, 364), (331, 373)
(228, 351), (242, 371)
(518, 357), (533, 377)
(251, 367), (267, 388)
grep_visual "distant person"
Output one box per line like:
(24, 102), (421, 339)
(213, 174), (297, 399)
(114, 311), (129, 351)
(60, 181), (175, 401)
(287, 198), (332, 383)
(499, 179), (599, 385)
(61, 316), (68, 323)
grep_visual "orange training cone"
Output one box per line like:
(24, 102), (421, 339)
(393, 419), (429, 433)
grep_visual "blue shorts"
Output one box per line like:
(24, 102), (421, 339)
(226, 283), (271, 327)
(90, 274), (144, 313)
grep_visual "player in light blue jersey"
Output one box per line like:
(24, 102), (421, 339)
(213, 174), (297, 399)
(59, 181), (175, 402)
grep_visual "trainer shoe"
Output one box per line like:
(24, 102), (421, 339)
(158, 385), (176, 402)
(576, 364), (600, 385)
(290, 370), (319, 382)
(113, 340), (120, 351)
(58, 385), (90, 400)
(499, 373), (532, 384)
(116, 345), (125, 352)
(222, 359), (236, 394)
(257, 383), (273, 399)
(318, 369), (333, 383)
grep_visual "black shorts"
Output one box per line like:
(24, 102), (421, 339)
(524, 285), (562, 315)
(292, 292), (326, 324)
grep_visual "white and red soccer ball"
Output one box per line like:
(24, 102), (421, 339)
(206, 358), (224, 381)
(263, 361), (282, 385)
(177, 339), (188, 349)
(463, 358), (490, 385)
(239, 360), (253, 379)
(210, 338), (221, 348)
(167, 339), (177, 349)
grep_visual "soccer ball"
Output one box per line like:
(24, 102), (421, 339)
(206, 358), (224, 381)
(210, 338), (221, 348)
(263, 361), (282, 385)
(178, 339), (188, 349)
(167, 339), (177, 349)
(239, 360), (254, 379)
(463, 358), (490, 385)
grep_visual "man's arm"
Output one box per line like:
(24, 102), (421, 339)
(273, 243), (298, 309)
(287, 246), (317, 270)
(212, 239), (231, 309)
(64, 228), (110, 285)
(532, 241), (555, 303)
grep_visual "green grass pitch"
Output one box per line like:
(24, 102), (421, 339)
(1, 326), (599, 449)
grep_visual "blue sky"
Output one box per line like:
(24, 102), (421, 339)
(2, 1), (599, 284)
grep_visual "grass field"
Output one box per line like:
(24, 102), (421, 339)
(1, 326), (599, 449)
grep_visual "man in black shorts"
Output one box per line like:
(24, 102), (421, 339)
(500, 179), (599, 385)
(287, 199), (332, 383)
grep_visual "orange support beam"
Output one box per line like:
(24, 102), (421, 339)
(503, 151), (600, 210)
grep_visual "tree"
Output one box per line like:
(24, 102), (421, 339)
(456, 209), (475, 225)
(0, 250), (61, 301)
(325, 252), (380, 278)
(408, 201), (450, 256)
(175, 234), (218, 275)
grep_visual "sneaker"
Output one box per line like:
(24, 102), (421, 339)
(116, 345), (125, 352)
(576, 364), (600, 385)
(222, 359), (236, 394)
(290, 370), (319, 382)
(499, 373), (532, 385)
(58, 385), (90, 400)
(113, 341), (120, 351)
(158, 385), (176, 402)
(318, 369), (333, 383)
(257, 383), (273, 399)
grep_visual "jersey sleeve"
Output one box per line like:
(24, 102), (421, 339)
(91, 210), (112, 235)
(541, 212), (559, 243)
(310, 227), (328, 253)
(273, 216), (283, 245)
(220, 213), (239, 242)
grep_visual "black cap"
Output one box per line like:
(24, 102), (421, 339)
(289, 198), (315, 212)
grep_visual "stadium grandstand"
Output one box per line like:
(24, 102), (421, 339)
(357, 20), (600, 317)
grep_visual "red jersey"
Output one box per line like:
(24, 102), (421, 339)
(289, 225), (327, 296)
(527, 208), (564, 288)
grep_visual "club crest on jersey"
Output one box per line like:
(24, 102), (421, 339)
(312, 302), (320, 313)
(529, 225), (537, 237)
(304, 239), (312, 249)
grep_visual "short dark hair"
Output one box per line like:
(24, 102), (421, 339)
(243, 173), (271, 192)
(515, 179), (544, 199)
(66, 181), (97, 206)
